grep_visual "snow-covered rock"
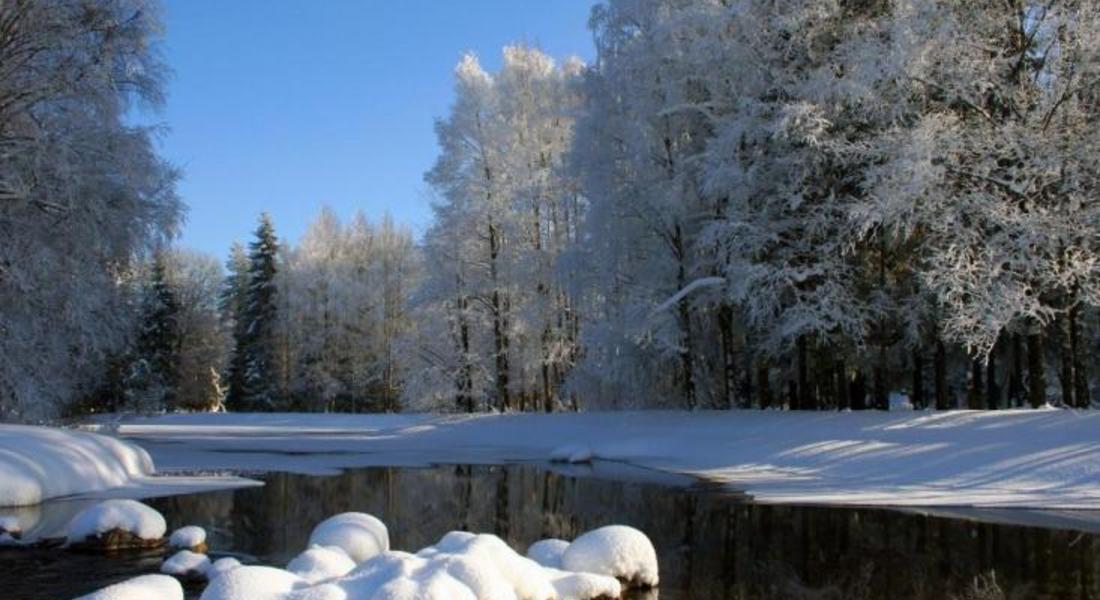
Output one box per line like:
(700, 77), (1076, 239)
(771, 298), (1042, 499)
(0, 425), (155, 507)
(199, 566), (306, 600)
(550, 444), (594, 464)
(307, 512), (389, 563)
(169, 525), (207, 550)
(287, 545), (357, 584)
(65, 499), (166, 548)
(162, 549), (212, 579)
(526, 538), (569, 568)
(561, 525), (658, 588)
(546, 568), (623, 600)
(208, 557), (243, 580)
(75, 574), (184, 600)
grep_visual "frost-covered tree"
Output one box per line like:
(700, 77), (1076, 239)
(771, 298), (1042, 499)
(0, 0), (182, 420)
(166, 249), (230, 411)
(409, 47), (584, 412)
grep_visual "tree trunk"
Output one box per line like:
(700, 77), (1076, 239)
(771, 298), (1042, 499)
(986, 345), (998, 410)
(1071, 304), (1090, 408)
(912, 347), (924, 410)
(674, 226), (696, 410)
(851, 371), (866, 411)
(1027, 328), (1046, 409)
(968, 357), (984, 410)
(797, 335), (810, 410)
(1059, 313), (1075, 408)
(934, 339), (948, 410)
(718, 304), (737, 410)
(837, 360), (850, 411)
(488, 220), (511, 412)
(1008, 333), (1024, 407)
(756, 361), (771, 410)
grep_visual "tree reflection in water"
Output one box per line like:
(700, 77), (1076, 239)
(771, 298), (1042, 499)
(8, 463), (1098, 599)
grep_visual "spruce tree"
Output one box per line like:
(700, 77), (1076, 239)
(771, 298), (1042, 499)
(221, 242), (251, 410)
(238, 214), (281, 411)
(125, 253), (181, 412)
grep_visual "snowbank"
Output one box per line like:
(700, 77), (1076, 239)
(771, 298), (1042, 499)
(287, 545), (357, 583)
(169, 525), (207, 550)
(115, 410), (1100, 508)
(76, 574), (184, 600)
(65, 499), (166, 545)
(0, 424), (258, 508)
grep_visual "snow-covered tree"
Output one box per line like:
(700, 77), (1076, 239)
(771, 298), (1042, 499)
(0, 0), (182, 420)
(227, 214), (282, 411)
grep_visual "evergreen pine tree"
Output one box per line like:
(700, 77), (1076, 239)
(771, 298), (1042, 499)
(221, 242), (251, 409)
(238, 214), (281, 411)
(125, 253), (182, 412)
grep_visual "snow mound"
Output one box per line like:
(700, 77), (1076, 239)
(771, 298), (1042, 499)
(561, 525), (658, 588)
(199, 566), (306, 600)
(546, 568), (623, 600)
(65, 499), (166, 545)
(76, 574), (183, 600)
(0, 425), (155, 507)
(208, 557), (243, 580)
(549, 444), (594, 464)
(308, 512), (389, 563)
(287, 545), (357, 584)
(162, 549), (212, 577)
(527, 538), (569, 568)
(169, 525), (207, 549)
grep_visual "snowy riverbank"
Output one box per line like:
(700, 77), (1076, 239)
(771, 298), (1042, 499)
(101, 408), (1100, 510)
(0, 425), (258, 508)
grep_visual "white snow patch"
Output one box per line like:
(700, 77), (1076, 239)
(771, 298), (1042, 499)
(889, 392), (913, 411)
(169, 525), (207, 549)
(526, 538), (569, 568)
(308, 512), (389, 563)
(561, 525), (659, 587)
(112, 410), (1100, 509)
(550, 444), (594, 464)
(65, 499), (166, 545)
(287, 545), (357, 584)
(199, 566), (306, 600)
(162, 549), (212, 577)
(76, 574), (183, 600)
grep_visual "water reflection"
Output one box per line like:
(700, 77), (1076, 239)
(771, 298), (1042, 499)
(4, 463), (1100, 599)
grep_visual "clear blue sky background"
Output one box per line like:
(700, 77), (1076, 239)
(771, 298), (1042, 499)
(158, 0), (595, 259)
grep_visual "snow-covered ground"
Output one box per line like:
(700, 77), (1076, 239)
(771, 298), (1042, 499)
(0, 425), (258, 510)
(101, 408), (1100, 510)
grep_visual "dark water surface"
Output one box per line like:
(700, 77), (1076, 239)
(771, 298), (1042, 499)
(4, 463), (1100, 599)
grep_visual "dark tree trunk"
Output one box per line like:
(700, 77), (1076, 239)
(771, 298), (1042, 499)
(934, 340), (948, 410)
(488, 220), (511, 412)
(837, 360), (850, 411)
(912, 347), (924, 410)
(1008, 333), (1024, 407)
(986, 345), (999, 410)
(797, 335), (811, 410)
(1028, 328), (1046, 408)
(851, 371), (867, 411)
(1059, 313), (1075, 408)
(718, 304), (737, 410)
(756, 361), (772, 409)
(968, 357), (984, 410)
(1071, 305), (1090, 408)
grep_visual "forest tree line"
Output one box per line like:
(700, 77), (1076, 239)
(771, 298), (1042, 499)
(5, 0), (1100, 420)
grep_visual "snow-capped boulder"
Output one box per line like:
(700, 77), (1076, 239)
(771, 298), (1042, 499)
(75, 574), (183, 600)
(307, 513), (389, 563)
(65, 499), (166, 551)
(162, 549), (212, 581)
(169, 525), (207, 552)
(526, 538), (569, 568)
(561, 525), (658, 588)
(207, 557), (243, 580)
(546, 568), (623, 600)
(287, 545), (357, 584)
(199, 565), (306, 600)
(549, 444), (594, 464)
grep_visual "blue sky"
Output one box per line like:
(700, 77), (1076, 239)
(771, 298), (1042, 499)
(157, 0), (595, 259)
